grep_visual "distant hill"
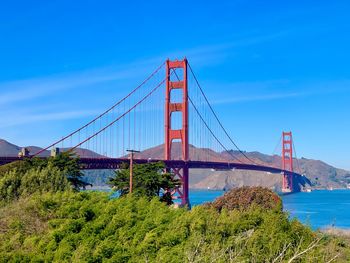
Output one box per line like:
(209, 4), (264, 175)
(1, 139), (349, 191)
(0, 139), (104, 158)
(0, 139), (23, 157)
(136, 143), (350, 191)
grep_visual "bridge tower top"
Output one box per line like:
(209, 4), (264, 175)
(164, 58), (189, 161)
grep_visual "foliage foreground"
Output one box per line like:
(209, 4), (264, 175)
(0, 156), (349, 262)
(0, 190), (349, 262)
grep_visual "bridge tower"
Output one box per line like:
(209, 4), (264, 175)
(282, 131), (293, 192)
(165, 58), (189, 206)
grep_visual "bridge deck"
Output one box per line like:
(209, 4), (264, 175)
(0, 156), (301, 177)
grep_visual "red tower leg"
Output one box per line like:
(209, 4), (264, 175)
(282, 131), (293, 192)
(164, 59), (189, 206)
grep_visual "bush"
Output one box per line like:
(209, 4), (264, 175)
(208, 186), (283, 212)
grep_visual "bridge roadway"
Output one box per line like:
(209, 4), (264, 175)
(0, 156), (301, 177)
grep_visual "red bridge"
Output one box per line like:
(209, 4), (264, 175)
(0, 59), (304, 206)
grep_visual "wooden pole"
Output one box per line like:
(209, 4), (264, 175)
(129, 151), (133, 194)
(126, 149), (140, 195)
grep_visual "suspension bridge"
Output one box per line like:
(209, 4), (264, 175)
(0, 58), (304, 206)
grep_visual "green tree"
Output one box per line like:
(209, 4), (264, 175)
(0, 166), (71, 202)
(108, 162), (180, 204)
(49, 152), (89, 190)
(24, 152), (89, 190)
(0, 151), (89, 202)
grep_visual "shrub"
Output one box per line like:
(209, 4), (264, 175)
(208, 186), (283, 212)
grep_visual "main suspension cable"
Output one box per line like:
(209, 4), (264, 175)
(69, 72), (172, 152)
(292, 140), (302, 174)
(32, 61), (165, 157)
(187, 62), (259, 165)
(188, 96), (244, 163)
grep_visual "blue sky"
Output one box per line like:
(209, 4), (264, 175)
(0, 1), (349, 169)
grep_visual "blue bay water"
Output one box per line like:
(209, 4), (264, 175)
(189, 189), (350, 230)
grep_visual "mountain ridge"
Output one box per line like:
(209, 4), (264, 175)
(0, 139), (349, 191)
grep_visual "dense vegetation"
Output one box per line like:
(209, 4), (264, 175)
(1, 191), (350, 262)
(0, 155), (350, 262)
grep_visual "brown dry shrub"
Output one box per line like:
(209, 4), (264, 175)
(208, 186), (282, 212)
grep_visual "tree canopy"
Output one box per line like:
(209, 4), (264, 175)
(24, 152), (88, 190)
(0, 152), (89, 202)
(108, 161), (181, 204)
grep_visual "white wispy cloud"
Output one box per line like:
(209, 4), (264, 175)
(0, 28), (296, 108)
(0, 110), (100, 128)
(200, 78), (350, 106)
(141, 29), (296, 69)
(1, 28), (342, 132)
(212, 92), (305, 105)
(0, 59), (162, 107)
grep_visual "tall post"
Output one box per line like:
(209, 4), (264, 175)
(282, 131), (293, 193)
(165, 58), (189, 206)
(127, 149), (140, 194)
(130, 152), (133, 193)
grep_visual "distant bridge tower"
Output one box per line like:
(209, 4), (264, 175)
(282, 131), (293, 192)
(165, 58), (189, 206)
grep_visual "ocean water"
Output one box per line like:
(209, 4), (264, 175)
(189, 189), (350, 230)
